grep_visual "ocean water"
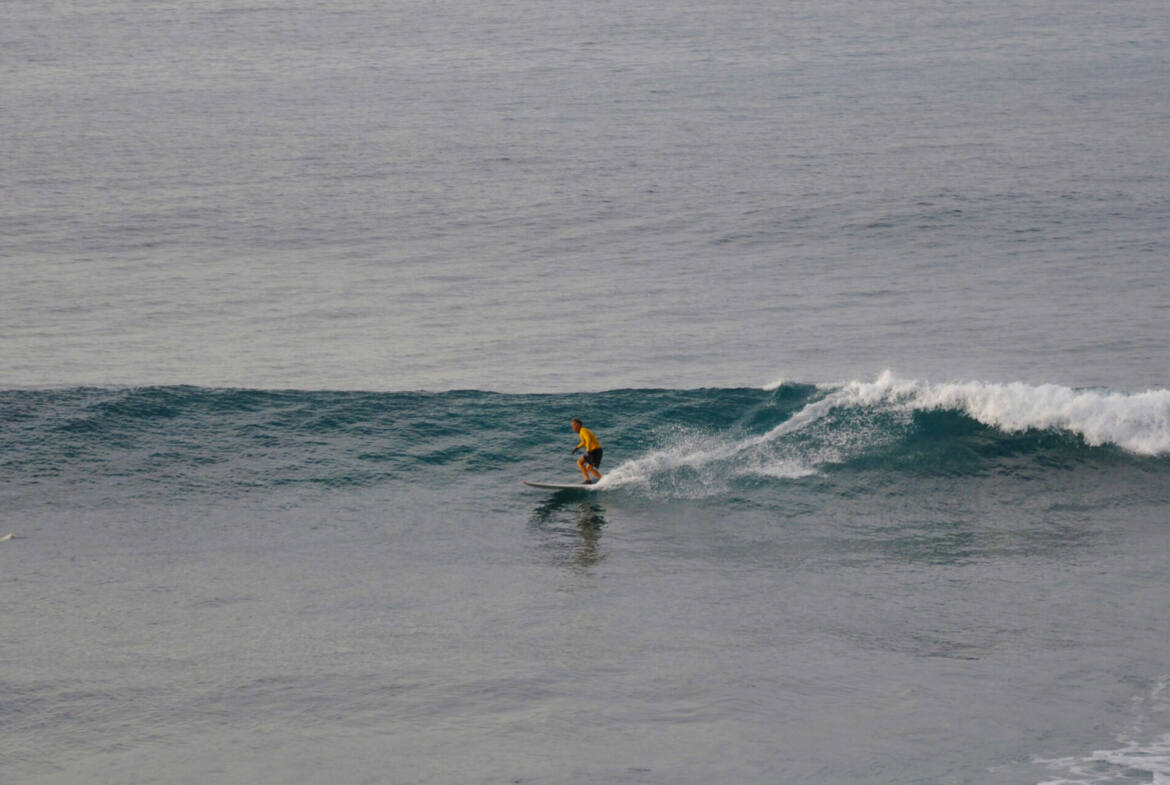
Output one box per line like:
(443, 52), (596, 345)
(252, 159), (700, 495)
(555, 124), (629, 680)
(3, 1), (1169, 783)
(2, 381), (1169, 784)
(5, 0), (1169, 391)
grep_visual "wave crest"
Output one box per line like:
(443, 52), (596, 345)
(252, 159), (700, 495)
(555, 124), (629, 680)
(843, 371), (1170, 456)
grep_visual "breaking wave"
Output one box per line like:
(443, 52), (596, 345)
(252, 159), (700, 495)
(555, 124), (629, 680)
(599, 371), (1170, 494)
(1, 372), (1166, 500)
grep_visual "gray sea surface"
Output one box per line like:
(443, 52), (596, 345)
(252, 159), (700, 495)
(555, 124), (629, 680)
(4, 0), (1168, 392)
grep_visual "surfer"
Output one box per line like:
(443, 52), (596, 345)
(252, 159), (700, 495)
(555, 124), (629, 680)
(571, 418), (603, 484)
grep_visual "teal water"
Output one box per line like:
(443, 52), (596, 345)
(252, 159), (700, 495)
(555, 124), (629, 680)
(6, 379), (1167, 500)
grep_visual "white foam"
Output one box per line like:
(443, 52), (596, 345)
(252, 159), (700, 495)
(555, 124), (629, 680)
(838, 370), (1170, 456)
(1037, 735), (1170, 785)
(745, 459), (819, 480)
(600, 387), (862, 492)
(600, 428), (749, 491)
(1036, 677), (1170, 784)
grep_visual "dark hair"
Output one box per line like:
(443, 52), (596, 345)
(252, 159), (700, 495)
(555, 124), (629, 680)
(571, 418), (582, 426)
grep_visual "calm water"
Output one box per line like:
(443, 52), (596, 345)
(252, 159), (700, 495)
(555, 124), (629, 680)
(3, 1), (1169, 783)
(4, 0), (1168, 391)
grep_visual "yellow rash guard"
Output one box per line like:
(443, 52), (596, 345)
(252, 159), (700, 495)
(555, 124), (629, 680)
(575, 427), (601, 452)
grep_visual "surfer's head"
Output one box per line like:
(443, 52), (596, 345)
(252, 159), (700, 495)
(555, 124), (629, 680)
(571, 418), (582, 432)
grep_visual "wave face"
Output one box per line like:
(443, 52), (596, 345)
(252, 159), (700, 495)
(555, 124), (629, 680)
(2, 374), (1167, 502)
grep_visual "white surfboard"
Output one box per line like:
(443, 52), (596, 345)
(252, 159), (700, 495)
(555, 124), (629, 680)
(523, 480), (600, 490)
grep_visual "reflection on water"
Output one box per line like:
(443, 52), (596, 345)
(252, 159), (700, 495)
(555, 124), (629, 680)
(529, 493), (607, 570)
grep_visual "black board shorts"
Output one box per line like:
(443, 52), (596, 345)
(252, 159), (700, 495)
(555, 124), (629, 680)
(583, 448), (603, 469)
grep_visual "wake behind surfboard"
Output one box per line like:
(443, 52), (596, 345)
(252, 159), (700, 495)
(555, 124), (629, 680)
(523, 480), (601, 490)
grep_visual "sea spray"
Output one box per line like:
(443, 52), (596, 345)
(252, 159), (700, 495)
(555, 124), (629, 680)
(601, 384), (911, 494)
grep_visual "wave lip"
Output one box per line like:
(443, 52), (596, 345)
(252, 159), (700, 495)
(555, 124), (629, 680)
(842, 371), (1170, 456)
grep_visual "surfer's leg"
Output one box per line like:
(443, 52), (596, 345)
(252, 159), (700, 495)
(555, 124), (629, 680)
(584, 451), (602, 481)
(577, 455), (592, 481)
(591, 450), (603, 480)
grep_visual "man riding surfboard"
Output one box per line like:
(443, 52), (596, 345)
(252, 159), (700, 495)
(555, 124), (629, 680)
(571, 418), (603, 484)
